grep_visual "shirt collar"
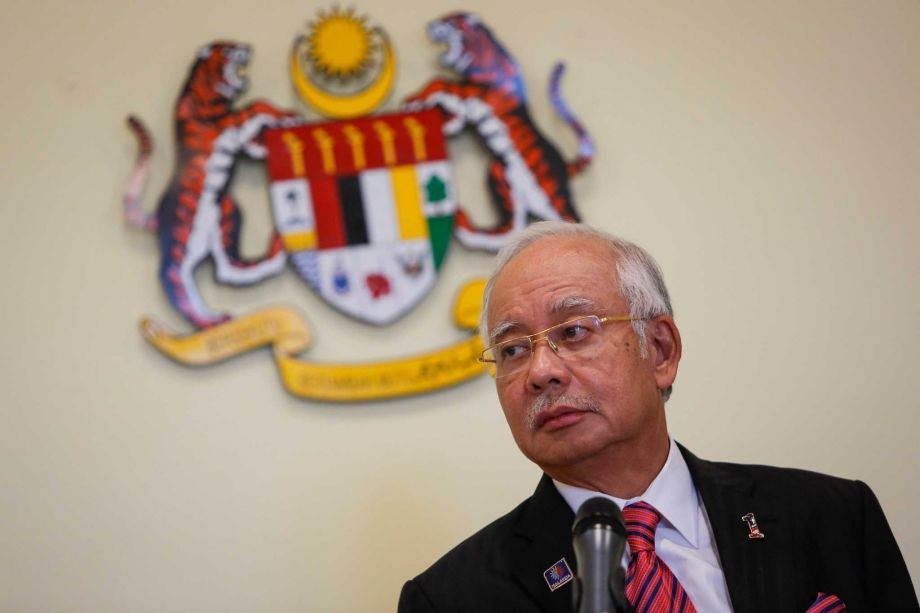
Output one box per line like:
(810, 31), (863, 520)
(553, 438), (700, 548)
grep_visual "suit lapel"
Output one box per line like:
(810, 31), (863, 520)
(508, 475), (578, 613)
(509, 449), (808, 612)
(680, 444), (802, 613)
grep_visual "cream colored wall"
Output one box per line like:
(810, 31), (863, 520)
(1, 0), (917, 610)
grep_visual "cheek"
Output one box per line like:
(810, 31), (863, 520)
(497, 385), (528, 429)
(573, 364), (620, 394)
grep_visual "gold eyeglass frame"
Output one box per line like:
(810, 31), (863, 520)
(479, 315), (642, 378)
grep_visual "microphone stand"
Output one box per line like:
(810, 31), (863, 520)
(608, 566), (634, 613)
(572, 497), (636, 613)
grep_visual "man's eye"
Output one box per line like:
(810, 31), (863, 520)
(500, 342), (530, 361)
(560, 323), (591, 342)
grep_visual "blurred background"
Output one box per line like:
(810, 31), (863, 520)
(0, 0), (917, 610)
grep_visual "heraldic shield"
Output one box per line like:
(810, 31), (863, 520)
(264, 109), (456, 325)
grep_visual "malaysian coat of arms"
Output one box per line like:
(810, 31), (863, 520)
(120, 9), (594, 402)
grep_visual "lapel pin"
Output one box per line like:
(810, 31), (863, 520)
(543, 557), (574, 591)
(741, 512), (765, 539)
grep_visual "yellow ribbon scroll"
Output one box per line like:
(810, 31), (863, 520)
(140, 280), (487, 401)
(140, 307), (311, 366)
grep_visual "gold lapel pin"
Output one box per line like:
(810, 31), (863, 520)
(741, 512), (765, 539)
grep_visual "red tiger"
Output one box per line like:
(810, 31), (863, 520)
(123, 42), (298, 329)
(404, 13), (595, 252)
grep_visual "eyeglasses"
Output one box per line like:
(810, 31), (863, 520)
(479, 315), (642, 379)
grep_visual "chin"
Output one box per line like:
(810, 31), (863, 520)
(518, 432), (608, 470)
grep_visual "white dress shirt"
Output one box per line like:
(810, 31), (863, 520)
(553, 438), (734, 612)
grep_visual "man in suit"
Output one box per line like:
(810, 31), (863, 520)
(398, 222), (917, 612)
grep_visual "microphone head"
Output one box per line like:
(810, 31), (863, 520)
(572, 496), (626, 538)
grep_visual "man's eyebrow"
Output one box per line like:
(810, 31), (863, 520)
(548, 296), (597, 314)
(488, 320), (522, 343)
(489, 297), (597, 342)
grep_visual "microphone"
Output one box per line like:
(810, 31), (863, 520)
(572, 497), (634, 613)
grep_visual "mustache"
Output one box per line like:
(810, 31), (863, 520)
(527, 393), (601, 431)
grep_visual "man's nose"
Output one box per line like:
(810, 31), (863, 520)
(526, 338), (571, 392)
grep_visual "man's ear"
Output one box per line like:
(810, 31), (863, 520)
(649, 316), (681, 391)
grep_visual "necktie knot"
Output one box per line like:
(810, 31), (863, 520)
(622, 501), (696, 611)
(623, 501), (662, 553)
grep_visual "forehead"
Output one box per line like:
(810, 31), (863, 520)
(488, 235), (623, 326)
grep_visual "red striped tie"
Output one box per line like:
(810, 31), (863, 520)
(623, 501), (696, 612)
(806, 592), (846, 612)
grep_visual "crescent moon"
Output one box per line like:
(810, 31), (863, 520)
(290, 33), (396, 119)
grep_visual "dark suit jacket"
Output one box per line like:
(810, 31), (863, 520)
(398, 444), (918, 612)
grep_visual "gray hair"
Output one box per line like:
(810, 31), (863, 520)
(479, 221), (674, 400)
